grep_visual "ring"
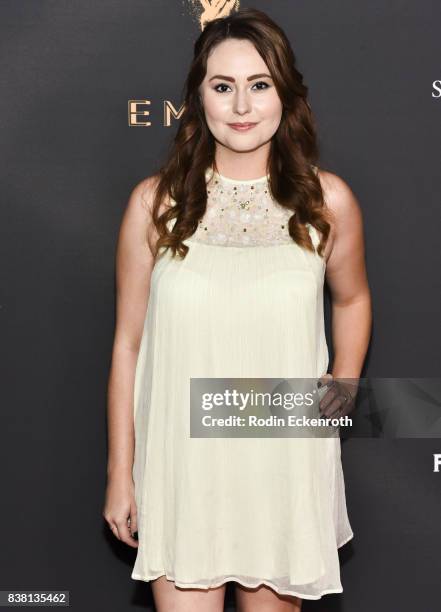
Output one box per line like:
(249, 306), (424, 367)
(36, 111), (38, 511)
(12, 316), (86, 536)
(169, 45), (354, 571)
(339, 392), (351, 405)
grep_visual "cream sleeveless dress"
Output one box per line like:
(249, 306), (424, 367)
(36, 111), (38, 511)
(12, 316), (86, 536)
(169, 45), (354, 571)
(131, 167), (354, 600)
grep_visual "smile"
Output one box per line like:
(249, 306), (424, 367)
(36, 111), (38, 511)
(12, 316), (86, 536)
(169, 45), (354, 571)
(227, 122), (258, 132)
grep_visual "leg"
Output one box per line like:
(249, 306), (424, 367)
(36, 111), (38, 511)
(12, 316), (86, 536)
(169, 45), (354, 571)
(151, 575), (226, 612)
(235, 582), (303, 612)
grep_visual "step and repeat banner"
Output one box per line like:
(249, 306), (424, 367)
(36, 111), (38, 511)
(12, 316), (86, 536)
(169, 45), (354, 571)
(1, 2), (440, 611)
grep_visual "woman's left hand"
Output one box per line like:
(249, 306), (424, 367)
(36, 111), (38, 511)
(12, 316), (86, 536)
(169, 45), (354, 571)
(317, 373), (358, 418)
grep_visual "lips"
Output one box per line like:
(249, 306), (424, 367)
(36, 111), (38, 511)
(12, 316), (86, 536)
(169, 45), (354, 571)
(228, 122), (258, 131)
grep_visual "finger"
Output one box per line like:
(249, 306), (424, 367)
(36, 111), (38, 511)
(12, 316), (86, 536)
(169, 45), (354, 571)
(319, 381), (339, 411)
(339, 396), (356, 417)
(334, 382), (356, 417)
(321, 396), (343, 418)
(130, 508), (138, 536)
(109, 522), (121, 541)
(116, 518), (139, 548)
(318, 373), (334, 399)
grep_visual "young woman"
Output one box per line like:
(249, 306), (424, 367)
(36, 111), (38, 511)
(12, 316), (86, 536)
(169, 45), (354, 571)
(103, 8), (372, 612)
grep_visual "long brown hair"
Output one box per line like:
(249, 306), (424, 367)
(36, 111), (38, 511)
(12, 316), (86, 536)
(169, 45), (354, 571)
(147, 7), (331, 260)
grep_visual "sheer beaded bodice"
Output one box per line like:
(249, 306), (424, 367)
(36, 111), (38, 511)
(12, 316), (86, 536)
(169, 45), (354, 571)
(188, 167), (295, 247)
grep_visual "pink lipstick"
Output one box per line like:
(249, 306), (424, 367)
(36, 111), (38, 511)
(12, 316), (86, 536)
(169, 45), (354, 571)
(227, 122), (258, 132)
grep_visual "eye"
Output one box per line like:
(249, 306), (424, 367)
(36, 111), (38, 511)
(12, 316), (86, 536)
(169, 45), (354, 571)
(213, 83), (232, 93)
(252, 81), (271, 90)
(212, 81), (271, 93)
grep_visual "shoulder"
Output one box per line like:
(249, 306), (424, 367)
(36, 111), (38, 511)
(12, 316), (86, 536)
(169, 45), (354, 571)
(125, 172), (174, 220)
(126, 173), (176, 254)
(127, 174), (162, 215)
(312, 167), (364, 261)
(315, 168), (362, 224)
(118, 174), (163, 254)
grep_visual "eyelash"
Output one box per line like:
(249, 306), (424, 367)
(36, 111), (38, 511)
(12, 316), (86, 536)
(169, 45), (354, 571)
(213, 81), (271, 93)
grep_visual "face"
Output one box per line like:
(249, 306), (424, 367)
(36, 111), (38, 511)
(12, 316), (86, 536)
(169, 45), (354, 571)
(199, 38), (283, 152)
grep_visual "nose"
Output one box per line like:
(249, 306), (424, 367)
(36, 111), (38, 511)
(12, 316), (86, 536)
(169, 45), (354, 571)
(232, 87), (252, 115)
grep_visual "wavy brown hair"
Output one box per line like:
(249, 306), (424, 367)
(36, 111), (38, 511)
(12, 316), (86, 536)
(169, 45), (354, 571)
(147, 7), (331, 260)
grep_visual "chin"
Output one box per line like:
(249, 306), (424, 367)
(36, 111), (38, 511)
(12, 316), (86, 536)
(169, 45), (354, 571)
(226, 142), (262, 153)
(226, 134), (262, 145)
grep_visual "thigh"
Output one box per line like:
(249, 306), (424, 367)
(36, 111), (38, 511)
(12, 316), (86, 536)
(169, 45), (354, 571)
(151, 575), (226, 612)
(235, 583), (302, 612)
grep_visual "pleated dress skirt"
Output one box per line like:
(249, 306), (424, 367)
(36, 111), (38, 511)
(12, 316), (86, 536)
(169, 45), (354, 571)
(131, 229), (354, 600)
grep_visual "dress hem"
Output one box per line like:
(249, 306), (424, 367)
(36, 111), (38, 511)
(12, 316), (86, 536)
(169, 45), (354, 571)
(131, 572), (344, 600)
(131, 531), (354, 602)
(337, 530), (354, 548)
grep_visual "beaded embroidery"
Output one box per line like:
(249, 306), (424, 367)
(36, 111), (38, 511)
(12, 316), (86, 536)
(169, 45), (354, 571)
(188, 168), (295, 247)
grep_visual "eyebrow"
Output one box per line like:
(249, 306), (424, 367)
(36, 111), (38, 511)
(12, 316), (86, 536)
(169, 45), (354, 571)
(208, 73), (272, 82)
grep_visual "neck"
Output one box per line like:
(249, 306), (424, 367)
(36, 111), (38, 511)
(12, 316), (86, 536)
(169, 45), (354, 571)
(213, 143), (270, 182)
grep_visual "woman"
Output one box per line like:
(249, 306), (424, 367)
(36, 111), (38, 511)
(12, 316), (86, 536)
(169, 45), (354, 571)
(103, 8), (372, 612)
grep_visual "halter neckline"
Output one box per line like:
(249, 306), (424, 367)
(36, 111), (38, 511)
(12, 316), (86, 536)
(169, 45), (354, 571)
(208, 167), (269, 185)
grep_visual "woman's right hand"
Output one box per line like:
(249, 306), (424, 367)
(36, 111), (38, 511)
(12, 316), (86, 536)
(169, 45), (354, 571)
(102, 472), (139, 548)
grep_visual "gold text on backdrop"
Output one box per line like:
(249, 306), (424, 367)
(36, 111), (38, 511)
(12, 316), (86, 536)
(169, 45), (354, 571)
(128, 100), (151, 127)
(128, 100), (185, 127)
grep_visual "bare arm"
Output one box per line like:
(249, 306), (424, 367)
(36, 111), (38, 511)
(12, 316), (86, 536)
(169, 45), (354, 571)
(103, 175), (159, 545)
(321, 170), (372, 380)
